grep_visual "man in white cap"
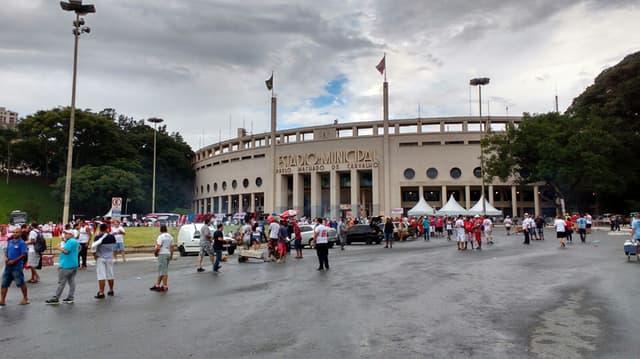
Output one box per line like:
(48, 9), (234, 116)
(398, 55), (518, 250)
(45, 229), (79, 304)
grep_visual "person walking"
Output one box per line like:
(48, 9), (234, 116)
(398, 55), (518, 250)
(277, 220), (288, 263)
(586, 213), (593, 234)
(77, 221), (92, 270)
(197, 218), (214, 272)
(293, 220), (304, 257)
(565, 217), (574, 244)
(312, 217), (330, 270)
(337, 218), (348, 251)
(268, 217), (280, 261)
(91, 223), (116, 299)
(504, 216), (513, 235)
(534, 215), (545, 240)
(522, 213), (533, 245)
(554, 215), (567, 248)
(26, 223), (41, 283)
(455, 215), (466, 250)
(212, 223), (226, 273)
(45, 229), (79, 304)
(150, 225), (174, 292)
(111, 220), (126, 262)
(422, 216), (430, 241)
(383, 217), (394, 248)
(0, 230), (29, 306)
(483, 216), (494, 244)
(577, 215), (588, 243)
(472, 215), (483, 250)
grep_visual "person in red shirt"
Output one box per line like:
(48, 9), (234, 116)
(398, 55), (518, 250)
(565, 217), (574, 244)
(463, 217), (474, 250)
(436, 216), (444, 237)
(472, 215), (484, 250)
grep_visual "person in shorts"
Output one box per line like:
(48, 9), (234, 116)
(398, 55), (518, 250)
(483, 216), (494, 244)
(293, 220), (304, 258)
(554, 215), (567, 248)
(0, 230), (29, 306)
(26, 223), (41, 283)
(111, 220), (126, 262)
(150, 225), (174, 292)
(91, 224), (116, 298)
(197, 218), (214, 272)
(277, 220), (288, 263)
(455, 216), (466, 250)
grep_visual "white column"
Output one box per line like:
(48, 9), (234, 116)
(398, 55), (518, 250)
(350, 169), (360, 218)
(250, 193), (255, 213)
(293, 173), (303, 213)
(511, 185), (518, 217)
(372, 169), (380, 216)
(465, 185), (471, 209)
(534, 185), (540, 216)
(330, 171), (339, 219)
(228, 195), (233, 214)
(310, 172), (321, 218)
(441, 185), (447, 207)
(488, 185), (494, 205)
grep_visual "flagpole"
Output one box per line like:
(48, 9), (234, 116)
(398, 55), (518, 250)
(383, 53), (387, 82)
(271, 71), (274, 98)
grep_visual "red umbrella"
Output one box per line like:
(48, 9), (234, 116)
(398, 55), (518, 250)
(280, 209), (298, 220)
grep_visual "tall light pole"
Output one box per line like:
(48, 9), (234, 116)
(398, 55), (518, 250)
(60, 0), (95, 225)
(470, 77), (490, 216)
(148, 117), (164, 213)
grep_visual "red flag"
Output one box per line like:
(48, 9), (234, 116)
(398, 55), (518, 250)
(375, 55), (385, 75)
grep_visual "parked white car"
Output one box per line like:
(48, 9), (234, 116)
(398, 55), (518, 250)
(177, 223), (236, 256)
(298, 224), (338, 248)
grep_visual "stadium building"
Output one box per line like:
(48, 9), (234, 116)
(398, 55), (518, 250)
(192, 83), (555, 219)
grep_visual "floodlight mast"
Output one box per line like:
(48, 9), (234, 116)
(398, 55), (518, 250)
(60, 0), (95, 225)
(469, 77), (490, 216)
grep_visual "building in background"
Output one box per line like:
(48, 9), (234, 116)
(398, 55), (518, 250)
(0, 107), (19, 128)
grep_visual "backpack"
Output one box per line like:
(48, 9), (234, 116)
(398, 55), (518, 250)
(34, 231), (47, 253)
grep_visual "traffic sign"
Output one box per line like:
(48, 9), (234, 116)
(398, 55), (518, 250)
(112, 197), (123, 210)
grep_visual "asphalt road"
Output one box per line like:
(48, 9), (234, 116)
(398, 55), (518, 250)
(0, 228), (638, 359)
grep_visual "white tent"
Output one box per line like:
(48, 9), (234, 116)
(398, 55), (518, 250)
(407, 196), (435, 216)
(467, 195), (503, 216)
(436, 194), (468, 216)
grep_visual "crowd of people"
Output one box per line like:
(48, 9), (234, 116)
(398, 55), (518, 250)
(0, 211), (610, 306)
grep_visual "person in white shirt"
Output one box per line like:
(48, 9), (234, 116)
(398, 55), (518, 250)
(111, 220), (126, 262)
(522, 213), (534, 245)
(150, 225), (174, 292)
(585, 213), (593, 234)
(455, 215), (465, 250)
(483, 216), (494, 244)
(312, 217), (330, 271)
(268, 219), (280, 260)
(77, 222), (92, 270)
(554, 215), (567, 248)
(503, 216), (513, 236)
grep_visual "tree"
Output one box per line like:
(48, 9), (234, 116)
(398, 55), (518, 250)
(52, 165), (145, 217)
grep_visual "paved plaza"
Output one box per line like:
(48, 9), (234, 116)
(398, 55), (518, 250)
(0, 228), (638, 359)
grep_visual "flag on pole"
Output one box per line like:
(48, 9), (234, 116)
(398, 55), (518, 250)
(375, 55), (386, 75)
(265, 74), (273, 91)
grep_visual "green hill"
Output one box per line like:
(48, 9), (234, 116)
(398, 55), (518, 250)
(0, 176), (61, 223)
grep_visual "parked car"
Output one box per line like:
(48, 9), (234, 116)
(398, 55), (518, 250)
(176, 223), (236, 256)
(346, 224), (383, 245)
(298, 224), (337, 248)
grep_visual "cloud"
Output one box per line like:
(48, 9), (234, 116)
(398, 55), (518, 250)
(0, 0), (639, 148)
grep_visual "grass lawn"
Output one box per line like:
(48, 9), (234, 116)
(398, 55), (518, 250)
(44, 225), (241, 249)
(0, 176), (61, 223)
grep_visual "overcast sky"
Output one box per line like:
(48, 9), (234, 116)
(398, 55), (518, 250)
(1, 0), (638, 149)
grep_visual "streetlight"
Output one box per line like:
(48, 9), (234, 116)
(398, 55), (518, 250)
(469, 77), (490, 216)
(60, 0), (96, 225)
(147, 117), (164, 213)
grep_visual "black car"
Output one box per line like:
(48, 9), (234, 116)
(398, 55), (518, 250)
(346, 224), (383, 245)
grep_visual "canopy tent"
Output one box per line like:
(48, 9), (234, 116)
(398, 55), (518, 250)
(466, 195), (503, 216)
(436, 194), (468, 216)
(407, 196), (435, 216)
